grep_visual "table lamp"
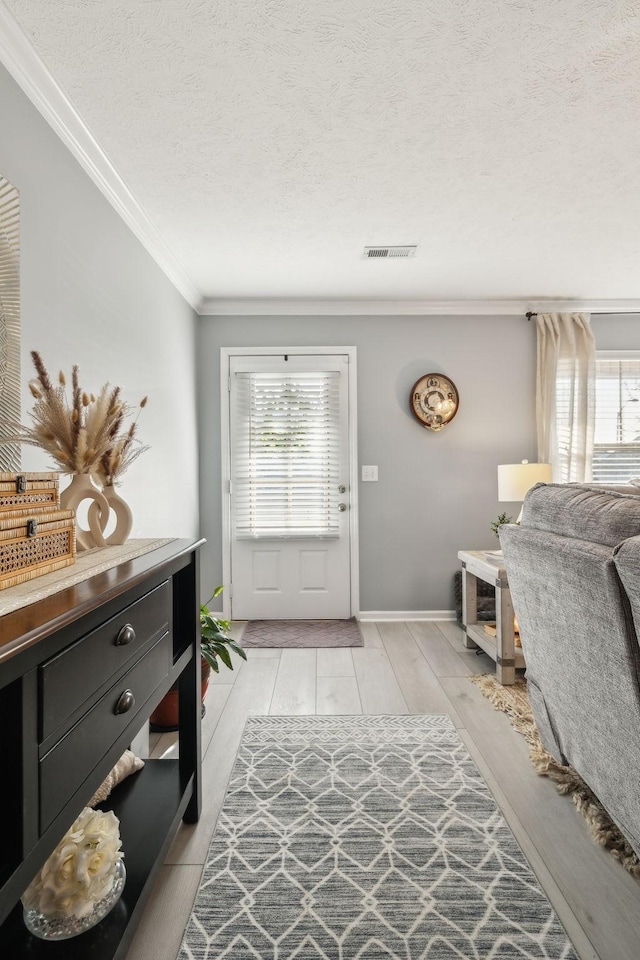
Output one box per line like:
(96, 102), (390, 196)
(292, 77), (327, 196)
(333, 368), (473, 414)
(498, 459), (553, 521)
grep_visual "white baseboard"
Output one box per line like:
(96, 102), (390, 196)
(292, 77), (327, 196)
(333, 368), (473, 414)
(358, 610), (456, 622)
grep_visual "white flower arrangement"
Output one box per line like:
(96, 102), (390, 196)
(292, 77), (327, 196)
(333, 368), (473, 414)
(22, 807), (124, 920)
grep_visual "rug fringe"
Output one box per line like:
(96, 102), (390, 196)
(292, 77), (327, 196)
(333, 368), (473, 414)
(469, 674), (640, 878)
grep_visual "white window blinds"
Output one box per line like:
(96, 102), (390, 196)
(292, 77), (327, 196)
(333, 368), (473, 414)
(232, 371), (341, 538)
(592, 352), (640, 484)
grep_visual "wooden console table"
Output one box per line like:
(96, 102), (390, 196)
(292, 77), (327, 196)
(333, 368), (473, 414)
(457, 549), (525, 685)
(0, 538), (203, 958)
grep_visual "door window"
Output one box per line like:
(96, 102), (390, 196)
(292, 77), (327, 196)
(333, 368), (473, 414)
(232, 369), (341, 539)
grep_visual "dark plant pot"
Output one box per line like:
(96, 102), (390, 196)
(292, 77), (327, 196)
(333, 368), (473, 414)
(149, 657), (211, 731)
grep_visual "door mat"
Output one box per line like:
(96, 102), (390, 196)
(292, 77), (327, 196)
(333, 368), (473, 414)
(470, 674), (640, 877)
(178, 715), (578, 960)
(241, 617), (363, 648)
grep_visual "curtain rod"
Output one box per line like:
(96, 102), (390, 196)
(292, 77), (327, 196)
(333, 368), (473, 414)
(525, 311), (628, 321)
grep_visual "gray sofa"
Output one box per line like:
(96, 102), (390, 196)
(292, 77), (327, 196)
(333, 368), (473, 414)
(500, 482), (640, 859)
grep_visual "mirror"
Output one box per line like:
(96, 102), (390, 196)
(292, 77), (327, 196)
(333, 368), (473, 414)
(0, 175), (20, 471)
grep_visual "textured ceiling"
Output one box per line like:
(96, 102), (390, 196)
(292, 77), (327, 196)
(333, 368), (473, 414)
(4, 0), (640, 301)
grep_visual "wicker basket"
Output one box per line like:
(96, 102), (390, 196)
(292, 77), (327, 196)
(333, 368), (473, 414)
(0, 472), (60, 514)
(0, 509), (76, 590)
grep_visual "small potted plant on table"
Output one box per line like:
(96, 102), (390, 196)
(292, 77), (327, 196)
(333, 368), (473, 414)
(150, 587), (246, 730)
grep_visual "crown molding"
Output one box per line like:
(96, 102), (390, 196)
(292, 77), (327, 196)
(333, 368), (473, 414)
(198, 298), (528, 316)
(528, 299), (640, 315)
(198, 297), (640, 317)
(0, 3), (201, 309)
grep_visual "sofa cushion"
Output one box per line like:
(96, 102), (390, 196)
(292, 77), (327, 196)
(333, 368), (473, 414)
(613, 534), (640, 670)
(501, 520), (640, 854)
(521, 483), (640, 547)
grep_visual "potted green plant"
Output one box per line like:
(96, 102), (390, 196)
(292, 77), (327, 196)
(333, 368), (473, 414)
(150, 587), (246, 730)
(199, 586), (247, 676)
(491, 512), (514, 538)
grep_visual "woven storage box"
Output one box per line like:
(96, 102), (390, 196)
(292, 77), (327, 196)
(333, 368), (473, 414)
(0, 509), (76, 591)
(0, 471), (60, 515)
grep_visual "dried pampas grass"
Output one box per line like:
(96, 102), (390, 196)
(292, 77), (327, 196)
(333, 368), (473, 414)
(2, 352), (149, 480)
(95, 396), (149, 487)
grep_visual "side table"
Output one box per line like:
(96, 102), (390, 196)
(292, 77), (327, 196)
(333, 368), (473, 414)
(457, 550), (525, 685)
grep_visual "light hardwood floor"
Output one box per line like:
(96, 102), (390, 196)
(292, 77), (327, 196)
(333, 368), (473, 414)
(126, 621), (640, 960)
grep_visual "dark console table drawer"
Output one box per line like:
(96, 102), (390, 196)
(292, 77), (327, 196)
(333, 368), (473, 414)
(39, 579), (171, 742)
(39, 631), (171, 832)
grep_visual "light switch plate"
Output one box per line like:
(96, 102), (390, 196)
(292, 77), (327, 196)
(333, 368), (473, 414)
(362, 465), (378, 482)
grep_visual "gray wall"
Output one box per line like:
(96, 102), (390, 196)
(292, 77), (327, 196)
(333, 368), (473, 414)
(591, 315), (640, 350)
(198, 314), (538, 612)
(0, 64), (199, 538)
(199, 312), (640, 612)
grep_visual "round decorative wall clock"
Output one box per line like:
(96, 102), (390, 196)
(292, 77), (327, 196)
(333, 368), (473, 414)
(410, 373), (459, 431)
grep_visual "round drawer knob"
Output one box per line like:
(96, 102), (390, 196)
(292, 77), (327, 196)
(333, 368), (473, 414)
(115, 623), (136, 646)
(114, 689), (135, 715)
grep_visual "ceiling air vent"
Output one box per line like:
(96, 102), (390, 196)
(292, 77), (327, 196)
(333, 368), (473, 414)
(364, 245), (417, 259)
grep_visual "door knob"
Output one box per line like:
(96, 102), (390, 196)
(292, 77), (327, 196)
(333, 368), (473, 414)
(338, 503), (347, 512)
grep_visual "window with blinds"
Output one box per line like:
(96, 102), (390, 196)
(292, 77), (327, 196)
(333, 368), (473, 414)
(232, 371), (341, 538)
(592, 352), (640, 483)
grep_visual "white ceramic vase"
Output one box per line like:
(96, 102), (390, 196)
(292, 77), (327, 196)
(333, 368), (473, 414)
(87, 484), (133, 546)
(59, 474), (110, 551)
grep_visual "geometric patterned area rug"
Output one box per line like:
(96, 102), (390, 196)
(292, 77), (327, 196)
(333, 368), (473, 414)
(241, 618), (363, 648)
(178, 715), (578, 959)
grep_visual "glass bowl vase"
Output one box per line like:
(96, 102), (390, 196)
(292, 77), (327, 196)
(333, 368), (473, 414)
(23, 860), (126, 941)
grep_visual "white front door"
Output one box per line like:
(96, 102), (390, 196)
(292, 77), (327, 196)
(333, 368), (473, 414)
(227, 352), (353, 620)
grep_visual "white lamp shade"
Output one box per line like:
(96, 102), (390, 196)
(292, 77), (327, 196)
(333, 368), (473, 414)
(498, 461), (552, 502)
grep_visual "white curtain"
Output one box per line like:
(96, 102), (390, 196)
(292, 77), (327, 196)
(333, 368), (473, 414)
(536, 312), (595, 483)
